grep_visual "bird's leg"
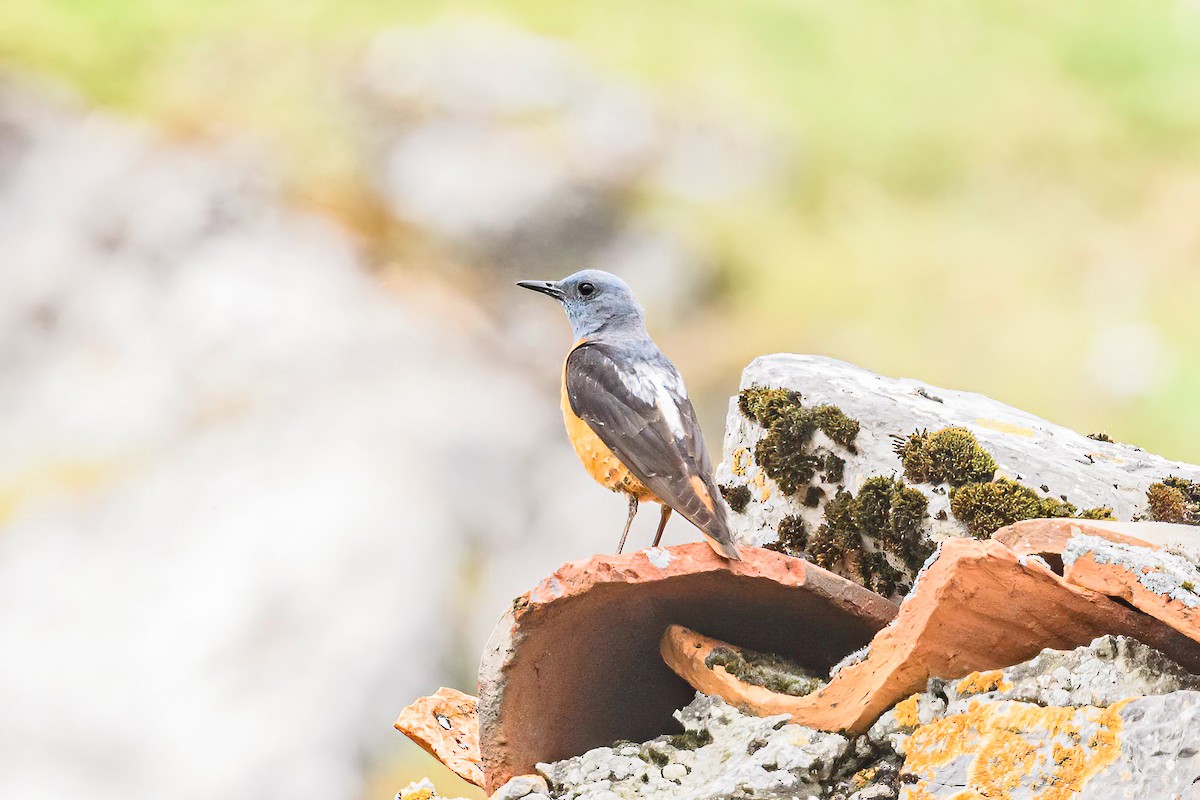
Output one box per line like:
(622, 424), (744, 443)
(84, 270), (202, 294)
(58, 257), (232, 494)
(617, 494), (638, 554)
(651, 505), (672, 548)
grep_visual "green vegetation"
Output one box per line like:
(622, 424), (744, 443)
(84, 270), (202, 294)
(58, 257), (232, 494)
(739, 386), (859, 495)
(765, 514), (808, 556)
(719, 483), (752, 514)
(662, 729), (713, 751)
(1146, 476), (1200, 525)
(805, 477), (931, 596)
(949, 478), (1114, 538)
(705, 645), (824, 697)
(896, 427), (996, 487)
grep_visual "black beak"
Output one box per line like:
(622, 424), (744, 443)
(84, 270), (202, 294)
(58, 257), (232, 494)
(516, 280), (565, 300)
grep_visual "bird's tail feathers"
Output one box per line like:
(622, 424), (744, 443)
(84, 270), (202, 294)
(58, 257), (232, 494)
(701, 479), (742, 561)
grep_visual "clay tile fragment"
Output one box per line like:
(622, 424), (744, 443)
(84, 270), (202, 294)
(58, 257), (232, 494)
(660, 625), (825, 717)
(992, 518), (1200, 562)
(1063, 535), (1200, 644)
(476, 543), (898, 792)
(394, 687), (484, 788)
(724, 538), (1200, 736)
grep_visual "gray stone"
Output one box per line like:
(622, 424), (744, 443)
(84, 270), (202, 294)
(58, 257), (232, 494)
(716, 354), (1200, 590)
(904, 692), (1200, 799)
(1085, 694), (1200, 798)
(538, 695), (852, 800)
(852, 787), (896, 800)
(490, 775), (549, 800)
(938, 634), (1200, 711)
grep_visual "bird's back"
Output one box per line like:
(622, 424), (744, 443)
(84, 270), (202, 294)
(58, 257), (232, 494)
(563, 336), (741, 559)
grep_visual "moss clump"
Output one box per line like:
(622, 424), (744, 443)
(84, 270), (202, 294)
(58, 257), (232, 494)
(803, 486), (826, 508)
(948, 479), (1109, 538)
(1087, 432), (1114, 443)
(1078, 506), (1116, 520)
(822, 452), (846, 484)
(808, 478), (932, 593)
(857, 549), (907, 597)
(719, 483), (752, 514)
(705, 645), (824, 697)
(738, 386), (799, 426)
(739, 386), (860, 495)
(662, 729), (713, 751)
(639, 744), (671, 766)
(765, 514), (808, 557)
(1147, 477), (1200, 525)
(896, 427), (997, 487)
(809, 405), (861, 450)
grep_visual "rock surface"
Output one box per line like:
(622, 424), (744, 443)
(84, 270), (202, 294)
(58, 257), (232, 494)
(717, 355), (1200, 593)
(900, 693), (1200, 799)
(538, 637), (1200, 800)
(936, 634), (1200, 710)
(476, 543), (897, 791)
(774, 538), (1200, 735)
(537, 695), (853, 800)
(393, 688), (484, 787)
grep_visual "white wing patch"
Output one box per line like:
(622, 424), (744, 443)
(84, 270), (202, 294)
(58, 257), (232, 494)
(621, 362), (688, 440)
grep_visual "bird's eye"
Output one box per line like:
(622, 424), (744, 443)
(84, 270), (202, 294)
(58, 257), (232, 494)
(578, 282), (595, 297)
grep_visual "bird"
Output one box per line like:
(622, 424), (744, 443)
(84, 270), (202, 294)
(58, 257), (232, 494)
(517, 269), (742, 560)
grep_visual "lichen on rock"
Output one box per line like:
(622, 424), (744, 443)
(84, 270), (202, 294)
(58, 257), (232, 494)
(868, 635), (1200, 799)
(537, 695), (853, 800)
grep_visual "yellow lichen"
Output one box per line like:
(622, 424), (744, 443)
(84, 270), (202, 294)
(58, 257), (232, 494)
(955, 670), (1014, 696)
(894, 693), (922, 728)
(973, 418), (1034, 437)
(851, 766), (877, 788)
(732, 448), (751, 477)
(903, 700), (1129, 800)
(753, 470), (770, 501)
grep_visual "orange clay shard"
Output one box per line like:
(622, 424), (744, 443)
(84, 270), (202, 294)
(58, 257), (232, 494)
(394, 687), (484, 788)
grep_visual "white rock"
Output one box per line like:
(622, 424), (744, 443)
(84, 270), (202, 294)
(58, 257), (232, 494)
(717, 354), (1200, 588)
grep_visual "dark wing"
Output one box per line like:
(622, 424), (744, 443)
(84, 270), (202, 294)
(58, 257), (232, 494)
(565, 341), (740, 559)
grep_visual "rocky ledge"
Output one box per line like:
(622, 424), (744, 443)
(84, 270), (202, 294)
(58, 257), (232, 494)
(395, 355), (1200, 800)
(498, 636), (1200, 800)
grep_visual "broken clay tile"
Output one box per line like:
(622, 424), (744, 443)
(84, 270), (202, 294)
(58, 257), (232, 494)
(394, 687), (484, 788)
(476, 543), (898, 793)
(766, 538), (1200, 736)
(659, 625), (823, 717)
(1064, 535), (1200, 644)
(993, 518), (1200, 567)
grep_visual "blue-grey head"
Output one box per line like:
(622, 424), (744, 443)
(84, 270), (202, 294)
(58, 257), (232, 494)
(517, 269), (647, 340)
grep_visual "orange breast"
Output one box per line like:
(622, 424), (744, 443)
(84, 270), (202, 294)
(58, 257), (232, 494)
(561, 360), (659, 502)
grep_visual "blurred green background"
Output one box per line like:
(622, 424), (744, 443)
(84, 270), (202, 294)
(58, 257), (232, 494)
(8, 0), (1199, 458)
(5, 1), (1199, 796)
